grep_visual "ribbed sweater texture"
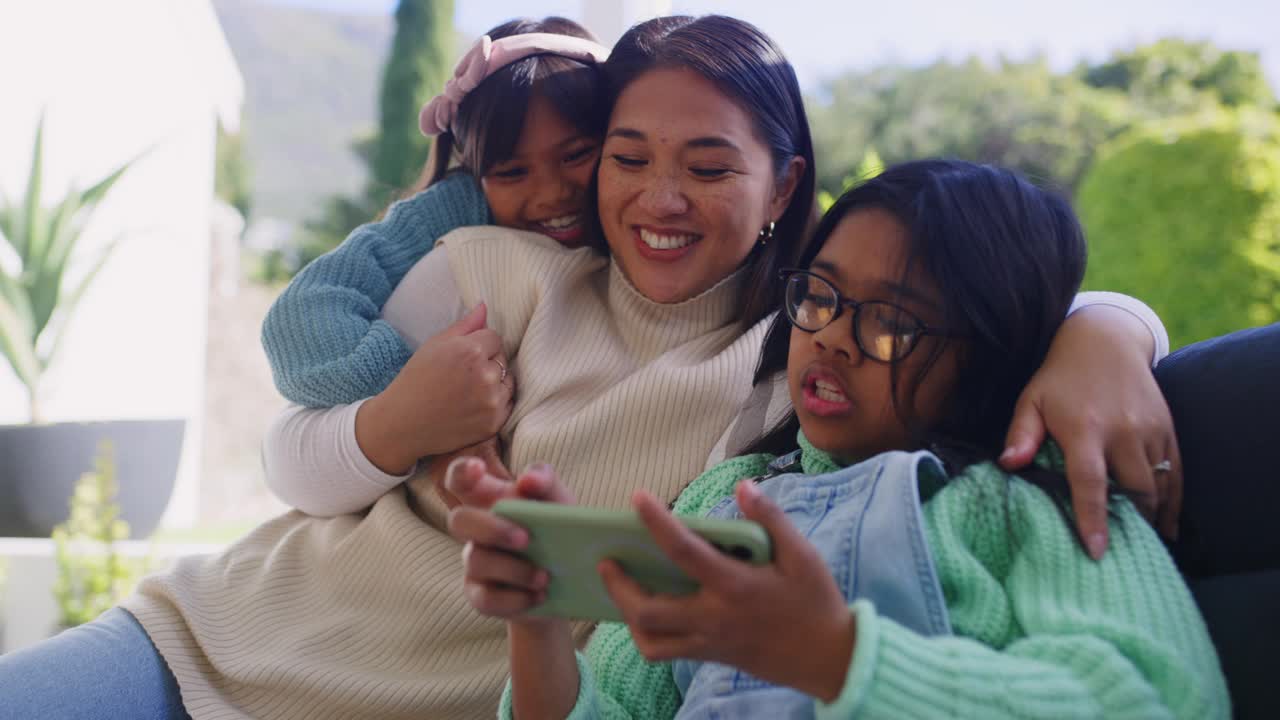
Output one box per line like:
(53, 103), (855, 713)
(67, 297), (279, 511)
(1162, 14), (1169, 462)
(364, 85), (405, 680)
(124, 228), (772, 719)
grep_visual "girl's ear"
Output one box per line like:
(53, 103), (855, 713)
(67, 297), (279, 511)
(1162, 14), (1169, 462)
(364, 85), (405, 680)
(768, 156), (807, 223)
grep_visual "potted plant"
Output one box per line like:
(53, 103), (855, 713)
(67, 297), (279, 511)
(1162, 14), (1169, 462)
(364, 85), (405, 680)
(0, 116), (184, 538)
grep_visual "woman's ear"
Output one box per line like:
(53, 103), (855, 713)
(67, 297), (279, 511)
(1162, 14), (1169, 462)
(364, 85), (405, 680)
(769, 156), (807, 223)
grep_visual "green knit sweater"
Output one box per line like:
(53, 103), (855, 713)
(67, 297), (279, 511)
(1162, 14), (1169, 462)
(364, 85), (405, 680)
(501, 436), (1229, 719)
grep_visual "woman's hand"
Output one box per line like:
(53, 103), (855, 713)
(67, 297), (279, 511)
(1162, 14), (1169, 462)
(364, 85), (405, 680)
(1000, 305), (1182, 559)
(356, 304), (514, 475)
(448, 462), (574, 620)
(601, 481), (855, 703)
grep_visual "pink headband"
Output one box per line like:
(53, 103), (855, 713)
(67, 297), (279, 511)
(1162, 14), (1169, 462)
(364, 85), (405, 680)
(419, 32), (610, 137)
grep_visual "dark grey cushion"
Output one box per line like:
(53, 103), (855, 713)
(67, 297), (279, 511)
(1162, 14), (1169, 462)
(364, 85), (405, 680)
(1155, 322), (1280, 719)
(1155, 322), (1280, 577)
(1189, 570), (1280, 720)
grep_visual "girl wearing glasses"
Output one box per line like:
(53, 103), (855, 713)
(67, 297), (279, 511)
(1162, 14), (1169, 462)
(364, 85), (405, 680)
(451, 159), (1228, 719)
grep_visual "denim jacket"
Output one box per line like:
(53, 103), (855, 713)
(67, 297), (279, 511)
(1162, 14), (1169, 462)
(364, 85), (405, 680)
(671, 450), (953, 719)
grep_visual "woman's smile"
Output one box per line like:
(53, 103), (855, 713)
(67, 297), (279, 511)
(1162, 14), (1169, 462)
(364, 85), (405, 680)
(634, 225), (702, 261)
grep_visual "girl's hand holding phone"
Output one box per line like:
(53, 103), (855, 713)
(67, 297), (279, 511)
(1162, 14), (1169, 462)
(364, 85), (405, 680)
(447, 460), (574, 621)
(601, 481), (857, 703)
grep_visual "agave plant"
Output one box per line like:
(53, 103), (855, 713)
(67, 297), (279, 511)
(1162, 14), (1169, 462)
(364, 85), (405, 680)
(0, 116), (134, 423)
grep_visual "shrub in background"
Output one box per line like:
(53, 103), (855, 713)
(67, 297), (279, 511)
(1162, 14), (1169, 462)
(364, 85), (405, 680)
(50, 442), (142, 628)
(1077, 110), (1280, 349)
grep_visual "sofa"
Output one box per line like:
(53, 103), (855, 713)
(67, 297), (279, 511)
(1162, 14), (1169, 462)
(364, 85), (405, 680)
(1156, 322), (1280, 720)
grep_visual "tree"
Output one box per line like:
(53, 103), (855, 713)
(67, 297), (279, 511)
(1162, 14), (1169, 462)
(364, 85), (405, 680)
(1081, 39), (1276, 115)
(806, 38), (1278, 204)
(215, 123), (252, 221)
(372, 0), (454, 202)
(1077, 110), (1280, 349)
(298, 0), (454, 271)
(818, 148), (884, 213)
(806, 58), (1131, 199)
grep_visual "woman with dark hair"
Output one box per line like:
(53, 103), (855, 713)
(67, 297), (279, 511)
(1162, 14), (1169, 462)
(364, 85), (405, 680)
(0, 14), (817, 720)
(0, 16), (1179, 720)
(461, 160), (1227, 719)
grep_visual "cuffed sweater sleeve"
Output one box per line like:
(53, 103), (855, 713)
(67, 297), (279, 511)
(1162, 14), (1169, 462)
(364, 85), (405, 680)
(1070, 291), (1170, 367)
(261, 400), (411, 516)
(497, 454), (771, 719)
(261, 172), (490, 407)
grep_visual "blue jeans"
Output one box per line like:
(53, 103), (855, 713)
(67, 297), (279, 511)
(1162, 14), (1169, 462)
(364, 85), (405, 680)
(0, 607), (189, 720)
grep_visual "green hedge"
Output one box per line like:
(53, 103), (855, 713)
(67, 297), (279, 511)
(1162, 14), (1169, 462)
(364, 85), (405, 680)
(1077, 112), (1280, 349)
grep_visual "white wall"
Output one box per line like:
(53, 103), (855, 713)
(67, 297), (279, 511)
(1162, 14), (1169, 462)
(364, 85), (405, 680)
(0, 1), (241, 528)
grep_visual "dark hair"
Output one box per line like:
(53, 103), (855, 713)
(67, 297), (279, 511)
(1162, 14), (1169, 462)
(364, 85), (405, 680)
(748, 160), (1087, 482)
(413, 17), (607, 192)
(596, 15), (818, 328)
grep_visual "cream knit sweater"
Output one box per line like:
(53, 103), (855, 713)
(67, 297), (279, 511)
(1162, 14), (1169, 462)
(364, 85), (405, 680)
(122, 228), (773, 720)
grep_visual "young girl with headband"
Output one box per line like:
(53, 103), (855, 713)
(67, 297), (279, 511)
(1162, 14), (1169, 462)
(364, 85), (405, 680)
(451, 160), (1228, 719)
(261, 17), (611, 409)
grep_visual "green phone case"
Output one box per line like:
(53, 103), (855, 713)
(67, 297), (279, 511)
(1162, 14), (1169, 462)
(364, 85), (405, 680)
(492, 499), (772, 622)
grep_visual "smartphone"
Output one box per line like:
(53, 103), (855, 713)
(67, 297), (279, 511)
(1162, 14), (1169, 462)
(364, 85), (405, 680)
(491, 499), (772, 622)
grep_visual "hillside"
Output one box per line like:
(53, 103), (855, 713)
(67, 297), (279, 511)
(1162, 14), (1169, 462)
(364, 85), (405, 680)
(213, 0), (392, 223)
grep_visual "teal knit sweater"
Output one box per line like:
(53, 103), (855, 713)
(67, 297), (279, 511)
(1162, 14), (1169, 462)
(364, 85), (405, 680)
(261, 172), (491, 406)
(501, 437), (1229, 719)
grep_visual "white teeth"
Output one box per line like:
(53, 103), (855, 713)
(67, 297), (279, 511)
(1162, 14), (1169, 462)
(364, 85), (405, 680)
(814, 380), (846, 403)
(639, 228), (696, 250)
(540, 215), (580, 230)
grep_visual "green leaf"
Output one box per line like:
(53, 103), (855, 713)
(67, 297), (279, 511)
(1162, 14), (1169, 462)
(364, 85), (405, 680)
(33, 155), (134, 325)
(78, 161), (132, 209)
(29, 194), (82, 335)
(18, 116), (46, 265)
(29, 156), (137, 332)
(0, 191), (15, 248)
(0, 272), (36, 339)
(0, 292), (40, 390)
(36, 192), (80, 271)
(40, 237), (119, 367)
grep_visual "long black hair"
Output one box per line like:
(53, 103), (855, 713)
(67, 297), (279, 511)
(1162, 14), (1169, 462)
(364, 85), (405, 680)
(596, 15), (818, 328)
(748, 160), (1087, 484)
(412, 17), (608, 192)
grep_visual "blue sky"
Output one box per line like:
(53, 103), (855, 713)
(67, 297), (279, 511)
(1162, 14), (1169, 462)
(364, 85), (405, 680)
(272, 0), (1280, 93)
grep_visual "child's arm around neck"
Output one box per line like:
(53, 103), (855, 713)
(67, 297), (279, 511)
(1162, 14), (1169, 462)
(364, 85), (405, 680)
(261, 172), (490, 407)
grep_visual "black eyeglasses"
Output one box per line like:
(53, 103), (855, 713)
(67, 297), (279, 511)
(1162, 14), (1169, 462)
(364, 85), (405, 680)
(779, 269), (960, 362)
